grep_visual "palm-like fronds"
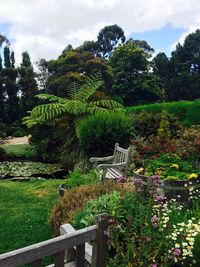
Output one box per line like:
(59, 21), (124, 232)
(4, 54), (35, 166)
(23, 72), (123, 128)
(74, 72), (102, 101)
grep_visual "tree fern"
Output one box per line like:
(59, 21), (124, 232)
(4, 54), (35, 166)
(74, 72), (102, 101)
(23, 72), (123, 128)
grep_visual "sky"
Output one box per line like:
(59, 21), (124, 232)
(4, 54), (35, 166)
(0, 0), (200, 65)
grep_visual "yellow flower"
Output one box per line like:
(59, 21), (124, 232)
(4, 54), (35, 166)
(188, 173), (198, 180)
(171, 164), (179, 169)
(135, 168), (144, 174)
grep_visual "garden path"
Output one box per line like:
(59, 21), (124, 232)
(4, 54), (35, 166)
(4, 136), (29, 145)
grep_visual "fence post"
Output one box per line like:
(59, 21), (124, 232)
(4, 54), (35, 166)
(91, 213), (108, 267)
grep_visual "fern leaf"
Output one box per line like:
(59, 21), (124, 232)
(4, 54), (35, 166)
(36, 94), (67, 104)
(89, 99), (123, 109)
(75, 72), (103, 101)
(67, 82), (81, 99)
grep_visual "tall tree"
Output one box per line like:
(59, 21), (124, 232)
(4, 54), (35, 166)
(97, 24), (125, 58)
(18, 51), (38, 115)
(110, 42), (161, 105)
(46, 50), (113, 97)
(0, 55), (5, 121)
(2, 47), (19, 123)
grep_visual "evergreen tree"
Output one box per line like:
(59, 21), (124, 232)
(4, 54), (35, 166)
(0, 56), (5, 121)
(2, 46), (19, 123)
(18, 51), (38, 115)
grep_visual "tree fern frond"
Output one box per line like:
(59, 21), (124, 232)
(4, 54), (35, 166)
(74, 72), (103, 101)
(64, 100), (87, 115)
(36, 94), (67, 104)
(89, 99), (123, 109)
(67, 82), (81, 99)
(86, 106), (110, 115)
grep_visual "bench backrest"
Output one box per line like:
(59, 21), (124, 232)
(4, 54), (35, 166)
(113, 143), (130, 164)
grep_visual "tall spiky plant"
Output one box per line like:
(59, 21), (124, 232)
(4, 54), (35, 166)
(23, 73), (123, 164)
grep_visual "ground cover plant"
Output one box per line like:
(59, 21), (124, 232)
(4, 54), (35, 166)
(0, 161), (63, 178)
(0, 179), (62, 254)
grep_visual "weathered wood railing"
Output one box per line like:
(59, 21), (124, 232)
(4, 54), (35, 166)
(0, 214), (108, 267)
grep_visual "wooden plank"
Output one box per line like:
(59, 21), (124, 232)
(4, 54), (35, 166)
(76, 244), (85, 267)
(60, 224), (92, 263)
(0, 225), (97, 267)
(116, 146), (128, 154)
(54, 251), (65, 267)
(32, 259), (42, 267)
(91, 214), (108, 267)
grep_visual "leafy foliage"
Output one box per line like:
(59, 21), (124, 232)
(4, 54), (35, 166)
(78, 112), (132, 158)
(23, 73), (122, 128)
(49, 181), (128, 233)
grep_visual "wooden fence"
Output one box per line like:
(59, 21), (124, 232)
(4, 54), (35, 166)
(0, 214), (108, 267)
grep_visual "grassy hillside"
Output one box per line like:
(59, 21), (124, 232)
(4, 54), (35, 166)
(126, 98), (200, 126)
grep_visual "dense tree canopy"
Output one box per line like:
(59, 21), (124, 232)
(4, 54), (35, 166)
(110, 41), (161, 105)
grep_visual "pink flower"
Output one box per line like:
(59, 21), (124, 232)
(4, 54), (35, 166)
(103, 229), (109, 237)
(151, 261), (158, 267)
(155, 194), (164, 203)
(171, 248), (181, 257)
(117, 175), (126, 183)
(151, 215), (158, 228)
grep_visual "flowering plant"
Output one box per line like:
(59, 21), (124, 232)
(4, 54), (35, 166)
(73, 176), (200, 266)
(134, 153), (200, 181)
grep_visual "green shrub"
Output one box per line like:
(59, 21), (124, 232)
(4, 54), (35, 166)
(133, 111), (181, 138)
(6, 122), (26, 137)
(64, 169), (97, 189)
(78, 112), (132, 158)
(49, 181), (131, 233)
(30, 123), (67, 163)
(0, 147), (6, 161)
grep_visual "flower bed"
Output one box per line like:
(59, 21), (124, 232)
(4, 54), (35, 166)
(133, 153), (200, 203)
(72, 179), (200, 266)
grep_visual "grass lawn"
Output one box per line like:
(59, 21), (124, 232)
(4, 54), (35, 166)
(1, 144), (37, 159)
(0, 179), (63, 254)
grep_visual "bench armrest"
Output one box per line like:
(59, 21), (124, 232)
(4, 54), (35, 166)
(97, 162), (126, 169)
(90, 155), (114, 163)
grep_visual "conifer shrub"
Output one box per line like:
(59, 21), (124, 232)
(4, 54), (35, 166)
(78, 112), (132, 158)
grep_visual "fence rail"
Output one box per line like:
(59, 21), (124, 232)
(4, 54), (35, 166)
(0, 214), (108, 267)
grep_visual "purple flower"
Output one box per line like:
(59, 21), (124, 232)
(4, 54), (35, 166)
(150, 175), (161, 187)
(151, 215), (158, 228)
(103, 229), (109, 237)
(155, 194), (164, 203)
(151, 261), (158, 267)
(117, 175), (126, 183)
(133, 178), (144, 193)
(171, 248), (181, 257)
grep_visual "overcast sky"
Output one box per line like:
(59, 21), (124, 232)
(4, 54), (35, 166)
(0, 0), (200, 65)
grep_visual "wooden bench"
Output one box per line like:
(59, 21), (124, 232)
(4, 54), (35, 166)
(0, 214), (108, 267)
(90, 143), (131, 181)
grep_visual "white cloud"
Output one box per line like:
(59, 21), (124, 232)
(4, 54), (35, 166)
(0, 0), (200, 64)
